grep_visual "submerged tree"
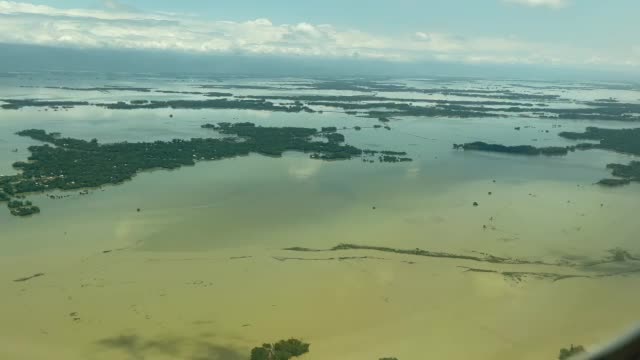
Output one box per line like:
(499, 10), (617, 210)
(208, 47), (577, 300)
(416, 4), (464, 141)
(250, 338), (310, 360)
(558, 344), (586, 360)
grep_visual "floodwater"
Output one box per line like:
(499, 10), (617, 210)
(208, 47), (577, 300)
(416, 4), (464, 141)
(1, 74), (639, 360)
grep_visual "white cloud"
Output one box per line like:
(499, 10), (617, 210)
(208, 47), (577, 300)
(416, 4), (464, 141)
(101, 0), (135, 12)
(503, 0), (569, 9)
(0, 0), (636, 69)
(0, 0), (168, 20)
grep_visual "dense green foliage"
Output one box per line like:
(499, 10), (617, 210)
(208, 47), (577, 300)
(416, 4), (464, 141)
(250, 339), (310, 360)
(99, 98), (314, 112)
(458, 127), (640, 186)
(1, 99), (90, 109)
(6, 199), (40, 216)
(559, 127), (640, 155)
(1, 98), (311, 113)
(454, 142), (568, 156)
(1, 123), (410, 216)
(601, 161), (640, 185)
(559, 127), (640, 184)
(325, 133), (345, 143)
(201, 122), (362, 158)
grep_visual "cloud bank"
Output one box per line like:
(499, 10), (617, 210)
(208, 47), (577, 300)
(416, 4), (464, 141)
(0, 0), (636, 69)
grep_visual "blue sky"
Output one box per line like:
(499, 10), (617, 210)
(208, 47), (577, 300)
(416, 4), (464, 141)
(21, 0), (639, 43)
(1, 0), (639, 72)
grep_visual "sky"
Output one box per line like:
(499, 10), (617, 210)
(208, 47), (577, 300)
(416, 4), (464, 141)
(0, 0), (639, 75)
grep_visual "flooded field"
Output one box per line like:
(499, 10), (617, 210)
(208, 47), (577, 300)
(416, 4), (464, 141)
(1, 74), (639, 360)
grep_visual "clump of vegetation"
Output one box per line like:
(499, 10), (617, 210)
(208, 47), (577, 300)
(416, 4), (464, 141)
(130, 100), (149, 105)
(325, 133), (345, 143)
(558, 344), (586, 359)
(606, 161), (640, 179)
(250, 338), (310, 360)
(379, 155), (412, 163)
(454, 142), (568, 156)
(6, 199), (40, 216)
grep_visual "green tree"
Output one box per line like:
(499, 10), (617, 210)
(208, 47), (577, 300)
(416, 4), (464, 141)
(250, 339), (309, 360)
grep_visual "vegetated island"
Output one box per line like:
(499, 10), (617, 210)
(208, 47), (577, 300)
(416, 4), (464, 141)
(454, 126), (640, 186)
(453, 142), (569, 156)
(0, 122), (410, 216)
